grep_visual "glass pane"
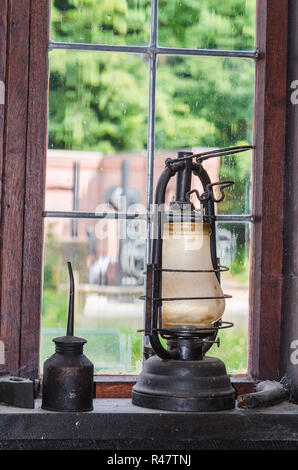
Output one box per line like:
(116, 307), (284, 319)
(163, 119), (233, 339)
(158, 0), (256, 51)
(208, 222), (250, 373)
(46, 49), (148, 212)
(50, 0), (151, 45)
(41, 217), (146, 374)
(155, 56), (254, 215)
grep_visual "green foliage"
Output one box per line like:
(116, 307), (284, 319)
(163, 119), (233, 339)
(51, 0), (151, 45)
(158, 0), (255, 50)
(41, 324), (246, 373)
(49, 0), (255, 156)
(43, 225), (62, 290)
(209, 326), (247, 373)
(42, 226), (66, 326)
(49, 51), (149, 152)
(42, 289), (68, 328)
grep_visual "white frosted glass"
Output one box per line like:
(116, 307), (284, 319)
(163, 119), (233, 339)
(162, 222), (225, 328)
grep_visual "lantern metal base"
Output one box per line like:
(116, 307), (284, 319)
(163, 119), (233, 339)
(132, 355), (236, 412)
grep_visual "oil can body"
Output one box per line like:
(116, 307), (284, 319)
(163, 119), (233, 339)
(42, 352), (94, 412)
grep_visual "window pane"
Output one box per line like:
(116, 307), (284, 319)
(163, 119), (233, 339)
(41, 217), (145, 374)
(155, 56), (254, 214)
(158, 0), (256, 51)
(46, 49), (148, 212)
(50, 0), (151, 45)
(210, 222), (250, 373)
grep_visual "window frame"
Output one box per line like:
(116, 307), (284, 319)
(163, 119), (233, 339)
(0, 0), (49, 379)
(0, 0), (287, 395)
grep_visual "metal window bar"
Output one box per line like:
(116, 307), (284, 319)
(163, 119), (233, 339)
(43, 211), (254, 223)
(48, 41), (259, 60)
(146, 0), (158, 264)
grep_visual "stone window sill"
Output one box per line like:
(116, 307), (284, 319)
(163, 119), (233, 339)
(0, 399), (298, 450)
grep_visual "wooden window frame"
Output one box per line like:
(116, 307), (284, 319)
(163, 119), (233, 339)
(0, 0), (287, 397)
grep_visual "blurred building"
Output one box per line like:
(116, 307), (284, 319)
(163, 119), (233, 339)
(45, 149), (220, 285)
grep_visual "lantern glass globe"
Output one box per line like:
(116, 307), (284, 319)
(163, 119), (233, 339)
(162, 222), (225, 329)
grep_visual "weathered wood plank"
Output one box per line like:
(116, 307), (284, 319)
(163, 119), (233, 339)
(0, 0), (31, 375)
(0, 0), (7, 219)
(19, 0), (49, 378)
(249, 0), (288, 380)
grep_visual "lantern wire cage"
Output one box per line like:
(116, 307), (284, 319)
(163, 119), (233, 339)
(139, 145), (253, 352)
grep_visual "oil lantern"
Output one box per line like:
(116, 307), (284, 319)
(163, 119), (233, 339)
(132, 145), (252, 411)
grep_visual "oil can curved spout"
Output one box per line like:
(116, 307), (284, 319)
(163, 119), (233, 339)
(67, 261), (74, 336)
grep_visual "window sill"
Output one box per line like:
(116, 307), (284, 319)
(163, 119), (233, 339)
(0, 399), (297, 450)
